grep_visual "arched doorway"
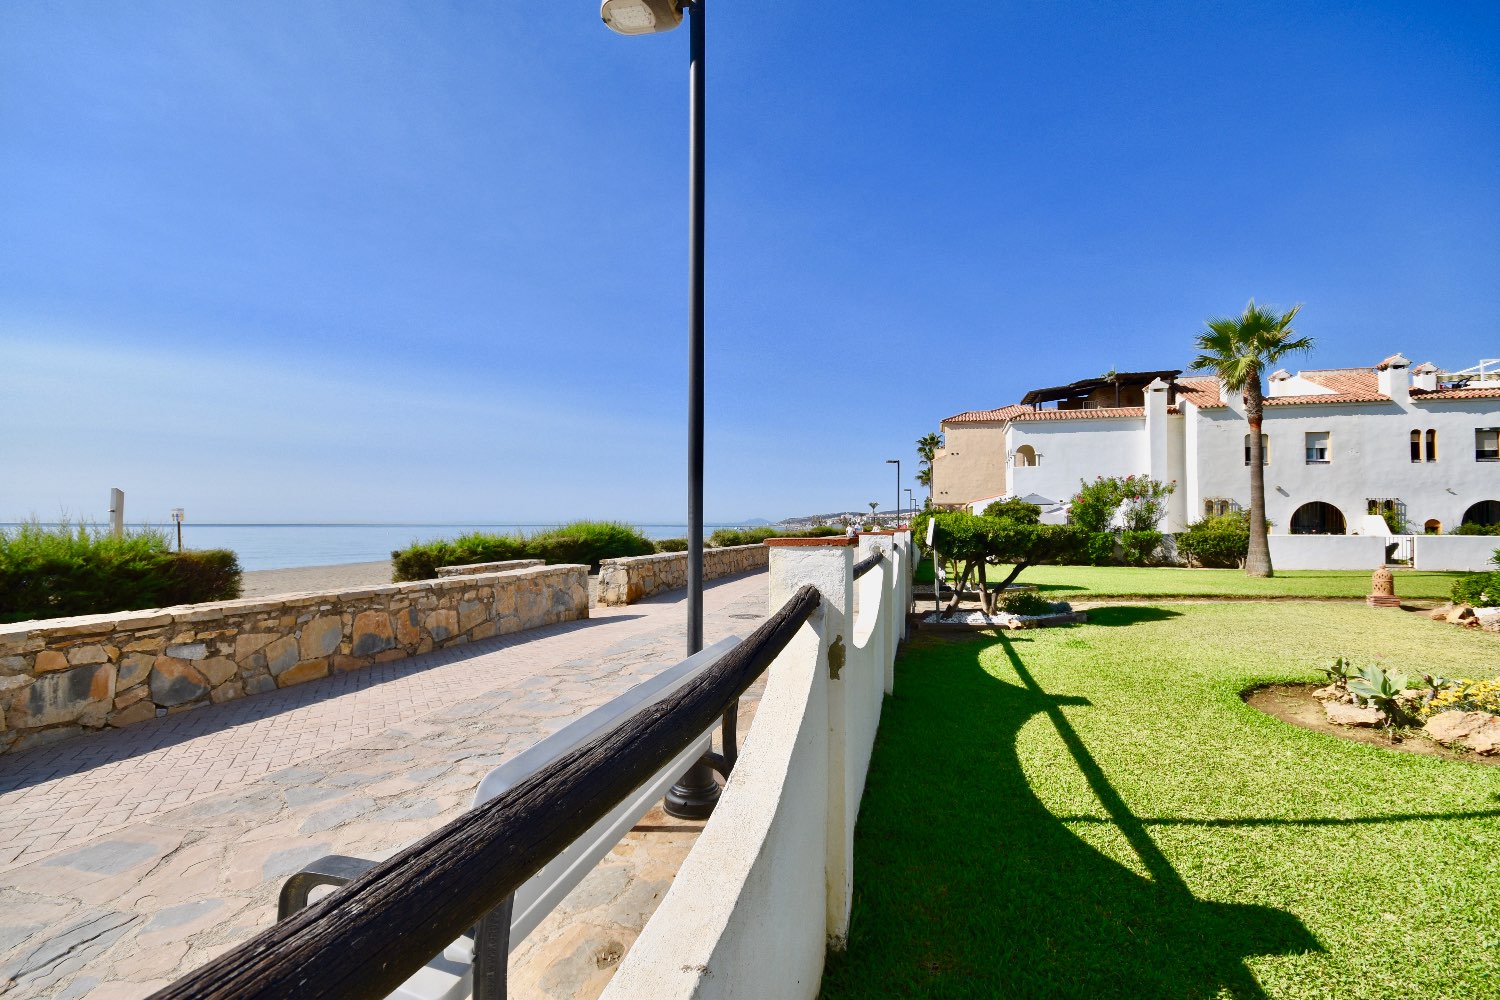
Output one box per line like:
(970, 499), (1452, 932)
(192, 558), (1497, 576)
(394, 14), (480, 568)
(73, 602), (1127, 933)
(1290, 501), (1346, 535)
(1013, 445), (1037, 467)
(1424, 519), (1442, 535)
(1462, 500), (1500, 527)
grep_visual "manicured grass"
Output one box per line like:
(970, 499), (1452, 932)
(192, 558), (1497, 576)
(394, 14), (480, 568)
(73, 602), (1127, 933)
(820, 603), (1500, 999)
(958, 564), (1463, 600)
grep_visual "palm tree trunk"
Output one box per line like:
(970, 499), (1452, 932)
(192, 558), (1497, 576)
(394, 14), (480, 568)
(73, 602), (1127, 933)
(1244, 378), (1273, 578)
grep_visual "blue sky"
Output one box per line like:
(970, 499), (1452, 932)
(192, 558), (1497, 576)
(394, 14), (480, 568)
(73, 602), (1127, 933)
(2, 2), (1496, 525)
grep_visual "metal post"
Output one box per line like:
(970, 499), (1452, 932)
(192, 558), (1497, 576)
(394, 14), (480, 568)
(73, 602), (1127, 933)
(109, 488), (124, 539)
(886, 459), (900, 528)
(665, 0), (721, 820)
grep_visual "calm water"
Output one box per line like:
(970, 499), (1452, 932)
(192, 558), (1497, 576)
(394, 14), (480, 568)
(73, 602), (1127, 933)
(3, 523), (751, 572)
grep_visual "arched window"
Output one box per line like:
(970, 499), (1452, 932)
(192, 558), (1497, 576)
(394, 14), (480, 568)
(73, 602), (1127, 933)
(1013, 445), (1037, 467)
(1290, 501), (1347, 535)
(1424, 519), (1442, 534)
(1425, 429), (1437, 462)
(1410, 430), (1422, 463)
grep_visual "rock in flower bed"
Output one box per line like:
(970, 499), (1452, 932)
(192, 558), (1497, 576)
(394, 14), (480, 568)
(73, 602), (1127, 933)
(920, 600), (1085, 630)
(1313, 659), (1500, 755)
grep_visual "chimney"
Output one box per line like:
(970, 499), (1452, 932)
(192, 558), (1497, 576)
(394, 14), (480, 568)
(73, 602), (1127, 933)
(1375, 353), (1409, 402)
(1411, 362), (1439, 392)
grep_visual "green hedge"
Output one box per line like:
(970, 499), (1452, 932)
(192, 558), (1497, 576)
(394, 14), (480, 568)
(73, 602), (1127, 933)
(0, 521), (242, 623)
(1452, 572), (1500, 607)
(707, 526), (842, 547)
(391, 521), (655, 581)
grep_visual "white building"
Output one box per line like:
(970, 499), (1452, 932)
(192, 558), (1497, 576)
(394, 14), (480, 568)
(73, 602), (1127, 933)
(932, 357), (1500, 534)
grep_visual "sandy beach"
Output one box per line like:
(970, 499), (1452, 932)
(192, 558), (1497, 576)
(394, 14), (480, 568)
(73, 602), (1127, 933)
(240, 560), (394, 598)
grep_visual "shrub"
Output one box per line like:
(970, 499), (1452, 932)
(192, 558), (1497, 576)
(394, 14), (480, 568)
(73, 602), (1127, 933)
(1454, 522), (1500, 536)
(519, 521), (656, 571)
(1000, 590), (1057, 617)
(1450, 572), (1500, 608)
(1176, 514), (1250, 568)
(1421, 677), (1500, 719)
(654, 537), (690, 553)
(708, 526), (841, 547)
(1117, 530), (1164, 567)
(1068, 477), (1123, 534)
(162, 549), (242, 605)
(0, 519), (241, 622)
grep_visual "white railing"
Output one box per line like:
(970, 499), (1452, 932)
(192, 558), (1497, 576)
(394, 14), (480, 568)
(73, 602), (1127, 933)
(601, 531), (912, 999)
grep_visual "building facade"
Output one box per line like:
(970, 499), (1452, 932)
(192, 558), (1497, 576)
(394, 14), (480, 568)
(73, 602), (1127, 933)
(932, 357), (1500, 534)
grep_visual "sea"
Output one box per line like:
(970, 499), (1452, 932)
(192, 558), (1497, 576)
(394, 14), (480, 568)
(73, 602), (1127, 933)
(2, 523), (759, 573)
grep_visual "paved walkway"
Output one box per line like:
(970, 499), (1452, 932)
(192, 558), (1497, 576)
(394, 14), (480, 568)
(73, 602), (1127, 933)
(0, 571), (771, 999)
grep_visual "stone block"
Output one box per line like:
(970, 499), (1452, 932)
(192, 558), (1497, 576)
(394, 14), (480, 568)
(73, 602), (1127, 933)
(0, 654), (27, 675)
(299, 615), (343, 660)
(373, 649), (406, 663)
(198, 656), (238, 687)
(210, 680), (244, 704)
(67, 644), (110, 666)
(109, 700), (157, 727)
(331, 654), (370, 673)
(394, 607), (422, 647)
(470, 620), (497, 641)
(10, 664), (115, 729)
(457, 599), (487, 634)
(114, 685), (149, 710)
(122, 635), (165, 653)
(34, 650), (69, 674)
(150, 656), (209, 707)
(351, 611), (394, 657)
(264, 636), (299, 677)
(277, 660), (329, 687)
(245, 674), (277, 695)
(234, 633), (277, 660)
(164, 641), (207, 661)
(117, 652), (154, 690)
(424, 609), (458, 643)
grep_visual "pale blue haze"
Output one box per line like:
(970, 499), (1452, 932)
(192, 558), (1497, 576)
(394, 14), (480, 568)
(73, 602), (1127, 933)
(2, 2), (1496, 526)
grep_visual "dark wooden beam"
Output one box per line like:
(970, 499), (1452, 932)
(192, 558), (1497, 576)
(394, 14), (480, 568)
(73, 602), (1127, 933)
(152, 584), (822, 1000)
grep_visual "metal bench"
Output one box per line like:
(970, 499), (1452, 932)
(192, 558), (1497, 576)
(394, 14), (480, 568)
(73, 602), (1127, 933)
(277, 635), (740, 1000)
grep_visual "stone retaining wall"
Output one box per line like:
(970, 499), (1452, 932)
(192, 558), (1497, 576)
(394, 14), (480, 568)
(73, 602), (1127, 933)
(0, 564), (588, 754)
(436, 559), (545, 578)
(597, 544), (769, 606)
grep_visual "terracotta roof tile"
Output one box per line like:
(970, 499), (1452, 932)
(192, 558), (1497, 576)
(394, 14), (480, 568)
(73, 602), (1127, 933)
(1375, 353), (1409, 370)
(941, 404), (1032, 424)
(1411, 386), (1500, 401)
(1174, 377), (1224, 409)
(1297, 368), (1380, 396)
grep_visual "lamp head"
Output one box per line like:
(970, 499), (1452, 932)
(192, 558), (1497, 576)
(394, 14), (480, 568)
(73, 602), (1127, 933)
(601, 0), (684, 35)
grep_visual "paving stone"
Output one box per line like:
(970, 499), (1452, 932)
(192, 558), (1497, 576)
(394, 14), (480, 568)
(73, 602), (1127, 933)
(42, 840), (163, 876)
(300, 797), (376, 834)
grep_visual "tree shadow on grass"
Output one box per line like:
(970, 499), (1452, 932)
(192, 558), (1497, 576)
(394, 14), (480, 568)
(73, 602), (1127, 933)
(1083, 606), (1184, 626)
(821, 634), (1319, 999)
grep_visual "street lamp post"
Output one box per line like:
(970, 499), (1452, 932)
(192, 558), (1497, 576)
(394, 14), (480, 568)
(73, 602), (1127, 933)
(886, 459), (900, 526)
(602, 0), (722, 819)
(905, 488), (915, 519)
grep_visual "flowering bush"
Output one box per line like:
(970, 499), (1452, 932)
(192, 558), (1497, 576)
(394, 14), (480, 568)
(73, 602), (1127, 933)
(1421, 677), (1500, 719)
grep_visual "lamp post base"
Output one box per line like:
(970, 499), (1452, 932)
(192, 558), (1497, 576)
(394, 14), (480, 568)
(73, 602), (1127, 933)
(663, 759), (721, 819)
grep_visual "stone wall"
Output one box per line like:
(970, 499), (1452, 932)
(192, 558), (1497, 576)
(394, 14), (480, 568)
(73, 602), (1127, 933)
(596, 544), (769, 606)
(0, 564), (588, 755)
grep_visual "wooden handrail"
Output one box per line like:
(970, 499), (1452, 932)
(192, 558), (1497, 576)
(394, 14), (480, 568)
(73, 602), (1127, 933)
(852, 551), (884, 579)
(152, 584), (821, 1000)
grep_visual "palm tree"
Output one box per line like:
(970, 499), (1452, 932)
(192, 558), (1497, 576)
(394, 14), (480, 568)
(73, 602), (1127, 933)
(916, 432), (943, 499)
(1189, 300), (1312, 577)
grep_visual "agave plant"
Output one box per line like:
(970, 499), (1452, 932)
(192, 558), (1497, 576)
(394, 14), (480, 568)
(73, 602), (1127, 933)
(1348, 664), (1412, 726)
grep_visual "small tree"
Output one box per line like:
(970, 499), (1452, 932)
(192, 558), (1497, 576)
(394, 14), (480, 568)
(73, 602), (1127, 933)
(914, 500), (1069, 615)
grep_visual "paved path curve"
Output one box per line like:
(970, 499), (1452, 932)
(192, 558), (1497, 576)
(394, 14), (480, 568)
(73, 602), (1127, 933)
(0, 571), (770, 1000)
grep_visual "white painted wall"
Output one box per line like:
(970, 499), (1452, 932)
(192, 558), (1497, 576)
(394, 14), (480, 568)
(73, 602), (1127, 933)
(601, 533), (912, 1000)
(1005, 417), (1148, 505)
(1413, 535), (1500, 572)
(1268, 535), (1389, 570)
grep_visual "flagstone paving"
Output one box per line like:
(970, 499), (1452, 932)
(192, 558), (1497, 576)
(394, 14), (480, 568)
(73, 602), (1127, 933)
(0, 571), (770, 1000)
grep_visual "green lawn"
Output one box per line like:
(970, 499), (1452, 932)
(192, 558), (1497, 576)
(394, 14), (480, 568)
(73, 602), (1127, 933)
(820, 603), (1500, 999)
(915, 562), (1466, 600)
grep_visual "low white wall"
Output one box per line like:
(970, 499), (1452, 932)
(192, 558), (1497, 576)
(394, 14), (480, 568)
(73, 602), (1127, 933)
(1414, 535), (1500, 572)
(1268, 534), (1389, 570)
(601, 533), (911, 1000)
